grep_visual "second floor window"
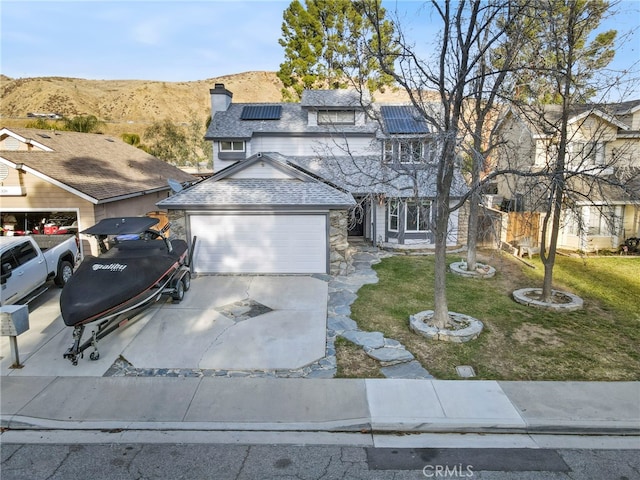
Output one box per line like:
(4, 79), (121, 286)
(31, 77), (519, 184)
(569, 142), (605, 166)
(383, 139), (433, 164)
(317, 110), (355, 125)
(400, 140), (424, 164)
(219, 141), (245, 152)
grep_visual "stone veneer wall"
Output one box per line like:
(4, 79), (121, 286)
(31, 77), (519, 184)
(330, 210), (352, 276)
(166, 209), (352, 276)
(167, 210), (187, 240)
(456, 201), (469, 246)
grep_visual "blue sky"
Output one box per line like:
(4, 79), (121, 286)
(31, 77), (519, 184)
(1, 0), (639, 98)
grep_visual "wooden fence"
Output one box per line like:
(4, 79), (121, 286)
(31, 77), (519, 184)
(505, 212), (540, 245)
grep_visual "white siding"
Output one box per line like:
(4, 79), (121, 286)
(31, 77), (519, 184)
(447, 206), (459, 245)
(375, 203), (386, 244)
(253, 135), (377, 157)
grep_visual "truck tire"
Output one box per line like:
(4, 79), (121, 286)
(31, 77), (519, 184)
(55, 260), (74, 287)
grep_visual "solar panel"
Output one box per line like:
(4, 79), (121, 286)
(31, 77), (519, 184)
(380, 106), (429, 134)
(240, 105), (282, 120)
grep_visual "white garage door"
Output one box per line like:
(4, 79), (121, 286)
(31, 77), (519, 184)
(190, 214), (328, 274)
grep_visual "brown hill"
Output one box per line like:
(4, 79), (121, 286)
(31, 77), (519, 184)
(1, 71), (283, 123)
(1, 71), (411, 138)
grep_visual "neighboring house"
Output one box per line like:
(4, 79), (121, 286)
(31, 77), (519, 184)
(158, 84), (467, 275)
(494, 101), (640, 252)
(0, 127), (196, 256)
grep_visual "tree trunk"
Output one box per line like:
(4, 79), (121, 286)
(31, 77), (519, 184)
(541, 184), (563, 301)
(431, 138), (457, 329)
(432, 193), (451, 329)
(465, 185), (481, 271)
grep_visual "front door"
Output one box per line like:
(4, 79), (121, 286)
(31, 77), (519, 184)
(348, 201), (366, 237)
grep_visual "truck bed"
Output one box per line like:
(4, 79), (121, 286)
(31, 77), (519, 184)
(30, 234), (77, 252)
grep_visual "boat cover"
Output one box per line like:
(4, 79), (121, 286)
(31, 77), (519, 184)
(60, 239), (188, 326)
(81, 217), (160, 236)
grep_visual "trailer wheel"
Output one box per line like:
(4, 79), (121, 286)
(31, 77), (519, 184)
(55, 260), (74, 287)
(172, 279), (185, 303)
(182, 271), (191, 291)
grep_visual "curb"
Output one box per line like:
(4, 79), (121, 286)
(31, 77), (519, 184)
(3, 415), (639, 437)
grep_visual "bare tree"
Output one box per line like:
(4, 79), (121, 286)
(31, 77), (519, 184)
(499, 102), (640, 256)
(458, 2), (534, 270)
(506, 0), (631, 302)
(353, 0), (528, 328)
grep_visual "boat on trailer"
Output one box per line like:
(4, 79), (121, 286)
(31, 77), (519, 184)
(61, 217), (195, 365)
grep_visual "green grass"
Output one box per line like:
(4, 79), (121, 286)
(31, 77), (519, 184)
(345, 252), (640, 381)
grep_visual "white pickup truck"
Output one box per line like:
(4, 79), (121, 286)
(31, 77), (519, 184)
(0, 235), (79, 306)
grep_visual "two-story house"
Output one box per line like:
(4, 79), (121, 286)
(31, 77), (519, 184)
(494, 100), (640, 253)
(158, 84), (467, 275)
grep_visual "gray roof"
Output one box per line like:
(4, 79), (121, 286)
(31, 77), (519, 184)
(507, 102), (637, 136)
(284, 154), (468, 198)
(157, 153), (355, 210)
(204, 89), (467, 199)
(0, 127), (196, 202)
(206, 102), (378, 139)
(300, 89), (371, 108)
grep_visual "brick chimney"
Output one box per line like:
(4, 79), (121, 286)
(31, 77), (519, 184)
(210, 83), (233, 118)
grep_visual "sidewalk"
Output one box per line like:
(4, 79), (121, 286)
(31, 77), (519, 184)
(2, 376), (639, 436)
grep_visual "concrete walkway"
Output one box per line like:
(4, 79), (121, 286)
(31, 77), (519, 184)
(2, 376), (638, 437)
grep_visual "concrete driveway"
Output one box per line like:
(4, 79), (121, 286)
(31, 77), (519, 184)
(0, 276), (328, 377)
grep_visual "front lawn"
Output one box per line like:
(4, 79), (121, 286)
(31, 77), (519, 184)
(342, 251), (640, 380)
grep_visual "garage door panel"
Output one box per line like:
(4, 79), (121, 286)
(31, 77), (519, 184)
(190, 214), (327, 274)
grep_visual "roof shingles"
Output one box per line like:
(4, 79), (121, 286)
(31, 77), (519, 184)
(0, 127), (195, 202)
(158, 177), (355, 209)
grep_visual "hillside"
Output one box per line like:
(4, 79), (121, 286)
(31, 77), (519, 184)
(0, 71), (411, 138)
(0, 71), (283, 123)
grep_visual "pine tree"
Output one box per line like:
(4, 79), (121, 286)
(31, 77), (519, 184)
(277, 0), (396, 101)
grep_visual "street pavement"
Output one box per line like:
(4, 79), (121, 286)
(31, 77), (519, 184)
(2, 442), (640, 479)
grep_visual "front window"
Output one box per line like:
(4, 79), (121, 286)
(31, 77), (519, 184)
(399, 141), (424, 163)
(388, 200), (399, 231)
(219, 141), (245, 152)
(317, 110), (355, 125)
(383, 140), (393, 163)
(569, 142), (605, 166)
(405, 201), (430, 232)
(588, 207), (615, 236)
(566, 207), (616, 236)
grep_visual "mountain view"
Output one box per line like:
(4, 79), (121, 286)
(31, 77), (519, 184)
(0, 71), (410, 138)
